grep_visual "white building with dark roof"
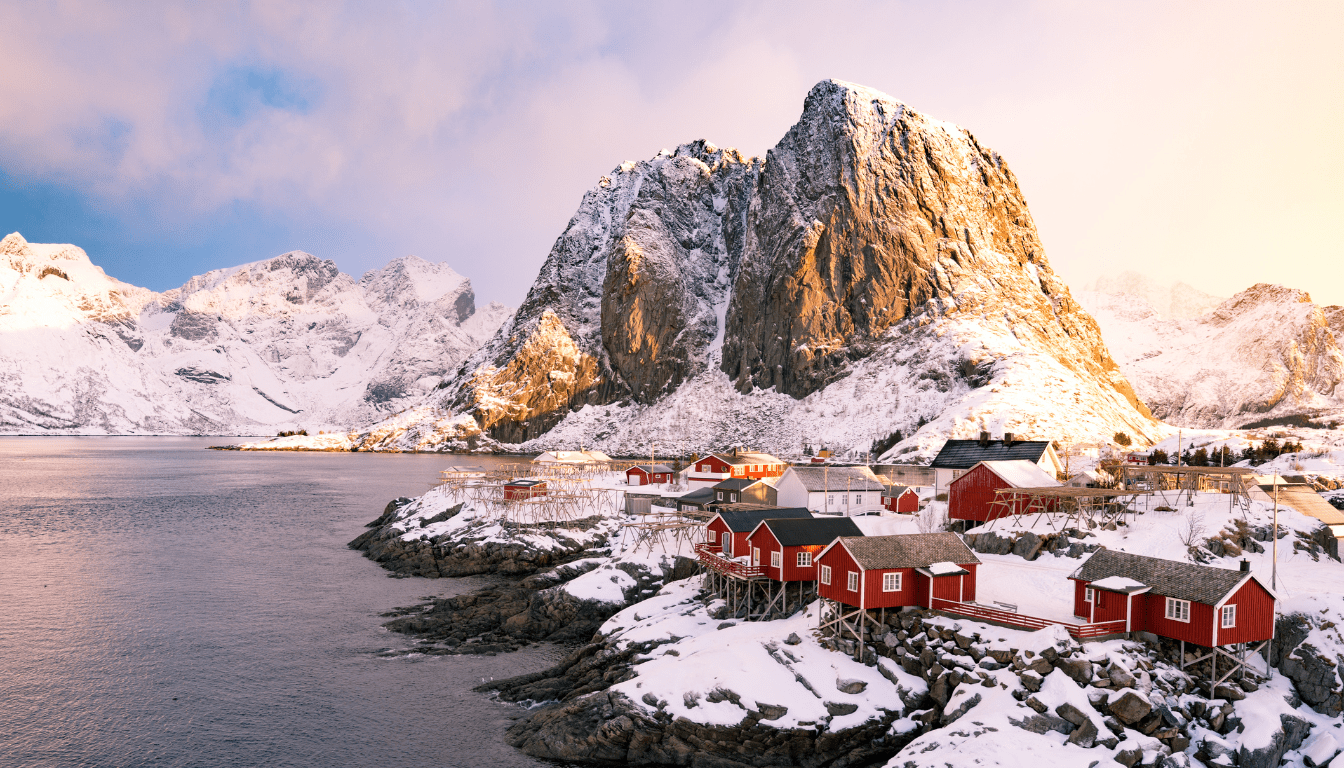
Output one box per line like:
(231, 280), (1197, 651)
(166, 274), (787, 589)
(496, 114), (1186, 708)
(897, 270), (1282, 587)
(790, 466), (887, 516)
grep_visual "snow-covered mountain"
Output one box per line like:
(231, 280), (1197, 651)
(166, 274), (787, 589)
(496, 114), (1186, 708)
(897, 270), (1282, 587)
(1078, 283), (1344, 430)
(1088, 271), (1224, 320)
(311, 79), (1163, 457)
(0, 232), (509, 434)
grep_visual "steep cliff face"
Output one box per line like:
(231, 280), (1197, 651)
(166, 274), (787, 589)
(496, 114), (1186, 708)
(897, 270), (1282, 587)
(0, 232), (508, 434)
(1078, 283), (1344, 429)
(448, 141), (758, 442)
(338, 79), (1160, 457)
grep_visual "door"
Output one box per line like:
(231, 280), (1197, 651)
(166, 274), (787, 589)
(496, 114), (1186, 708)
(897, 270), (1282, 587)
(752, 547), (760, 566)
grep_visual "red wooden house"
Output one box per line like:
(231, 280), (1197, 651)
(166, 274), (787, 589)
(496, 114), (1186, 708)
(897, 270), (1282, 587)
(745, 517), (863, 580)
(815, 533), (980, 610)
(948, 460), (1061, 523)
(704, 507), (811, 558)
(503, 478), (547, 500)
(882, 485), (920, 514)
(1069, 550), (1276, 646)
(626, 463), (674, 486)
(686, 449), (787, 487)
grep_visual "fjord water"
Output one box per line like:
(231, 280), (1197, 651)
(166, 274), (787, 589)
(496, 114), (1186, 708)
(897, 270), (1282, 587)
(0, 438), (556, 768)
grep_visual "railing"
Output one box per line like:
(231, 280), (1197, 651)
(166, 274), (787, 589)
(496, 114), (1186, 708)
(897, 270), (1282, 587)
(929, 598), (1129, 640)
(695, 543), (765, 579)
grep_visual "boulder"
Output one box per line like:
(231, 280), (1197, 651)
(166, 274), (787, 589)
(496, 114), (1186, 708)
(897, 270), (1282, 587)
(836, 678), (868, 695)
(1012, 532), (1044, 561)
(1109, 690), (1152, 725)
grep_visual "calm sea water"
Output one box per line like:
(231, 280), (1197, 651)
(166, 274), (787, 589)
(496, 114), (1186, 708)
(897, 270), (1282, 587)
(0, 438), (561, 768)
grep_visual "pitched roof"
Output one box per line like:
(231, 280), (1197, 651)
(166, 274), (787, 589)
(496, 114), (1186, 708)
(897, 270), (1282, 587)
(974, 460), (1062, 488)
(506, 478), (545, 487)
(757, 517), (863, 546)
(678, 487), (716, 504)
(882, 485), (916, 498)
(1260, 485), (1344, 526)
(713, 478), (758, 491)
(713, 451), (785, 466)
(833, 533), (980, 569)
(1070, 549), (1253, 605)
(791, 466), (887, 492)
(630, 464), (674, 474)
(931, 439), (1052, 469)
(715, 507), (813, 532)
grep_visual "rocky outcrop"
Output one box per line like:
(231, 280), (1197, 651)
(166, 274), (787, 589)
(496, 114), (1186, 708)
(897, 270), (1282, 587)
(339, 80), (1161, 457)
(1271, 614), (1344, 717)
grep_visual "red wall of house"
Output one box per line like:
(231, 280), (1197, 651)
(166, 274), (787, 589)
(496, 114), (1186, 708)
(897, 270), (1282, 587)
(1215, 579), (1276, 645)
(948, 464), (1017, 522)
(817, 544), (864, 607)
(706, 518), (730, 553)
(961, 563), (978, 603)
(860, 567), (919, 609)
(626, 468), (671, 485)
(1139, 593), (1215, 646)
(749, 526), (783, 580)
(697, 457), (731, 475)
(883, 490), (919, 514)
(503, 482), (546, 500)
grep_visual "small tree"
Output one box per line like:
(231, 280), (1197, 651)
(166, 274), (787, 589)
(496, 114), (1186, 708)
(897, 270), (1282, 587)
(1190, 447), (1209, 467)
(1149, 448), (1170, 465)
(1113, 431), (1133, 447)
(1212, 446), (1234, 466)
(1241, 444), (1258, 463)
(1178, 506), (1207, 549)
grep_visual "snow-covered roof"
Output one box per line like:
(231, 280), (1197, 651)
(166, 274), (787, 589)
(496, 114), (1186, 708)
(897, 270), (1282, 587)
(924, 561), (968, 576)
(712, 451), (785, 467)
(1088, 575), (1149, 594)
(976, 460), (1062, 489)
(1255, 484), (1344, 526)
(791, 466), (886, 492)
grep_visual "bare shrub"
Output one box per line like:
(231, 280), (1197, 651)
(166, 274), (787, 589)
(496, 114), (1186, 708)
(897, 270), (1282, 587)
(916, 503), (947, 534)
(1178, 507), (1207, 549)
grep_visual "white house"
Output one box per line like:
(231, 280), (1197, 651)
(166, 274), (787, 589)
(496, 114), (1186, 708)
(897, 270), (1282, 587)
(790, 466), (888, 516)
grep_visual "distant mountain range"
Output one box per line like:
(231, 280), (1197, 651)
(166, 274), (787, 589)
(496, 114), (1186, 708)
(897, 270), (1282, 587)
(0, 232), (508, 434)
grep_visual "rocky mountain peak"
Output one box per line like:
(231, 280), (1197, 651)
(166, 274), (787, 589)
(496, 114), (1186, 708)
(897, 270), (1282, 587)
(353, 79), (1160, 455)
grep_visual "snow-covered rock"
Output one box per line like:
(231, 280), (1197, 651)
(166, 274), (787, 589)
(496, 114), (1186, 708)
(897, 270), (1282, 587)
(317, 79), (1162, 458)
(0, 232), (509, 434)
(1079, 283), (1344, 429)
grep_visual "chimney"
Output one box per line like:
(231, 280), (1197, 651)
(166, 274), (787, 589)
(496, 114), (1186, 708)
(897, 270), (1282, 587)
(1240, 559), (1250, 572)
(1004, 432), (1015, 447)
(979, 431), (990, 447)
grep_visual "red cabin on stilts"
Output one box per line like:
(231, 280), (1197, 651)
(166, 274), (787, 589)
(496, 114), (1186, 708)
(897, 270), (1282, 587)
(815, 533), (981, 611)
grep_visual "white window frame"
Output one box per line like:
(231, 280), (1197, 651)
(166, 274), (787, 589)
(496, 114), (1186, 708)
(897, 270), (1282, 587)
(847, 571), (859, 592)
(707, 529), (716, 543)
(1165, 597), (1191, 623)
(723, 537), (731, 556)
(717, 491), (723, 501)
(882, 572), (902, 592)
(820, 565), (831, 585)
(827, 494), (835, 506)
(770, 550), (781, 568)
(1084, 587), (1095, 603)
(796, 551), (812, 567)
(1221, 604), (1236, 628)
(855, 494), (862, 505)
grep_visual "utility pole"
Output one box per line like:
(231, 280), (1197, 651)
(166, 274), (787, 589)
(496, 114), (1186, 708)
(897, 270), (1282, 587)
(1272, 476), (1280, 592)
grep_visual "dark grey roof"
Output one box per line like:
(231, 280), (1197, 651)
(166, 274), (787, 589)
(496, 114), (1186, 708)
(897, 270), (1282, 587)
(759, 517), (863, 546)
(931, 440), (1052, 469)
(716, 507), (813, 532)
(630, 464), (674, 473)
(1070, 549), (1249, 605)
(678, 487), (716, 504)
(713, 478), (758, 491)
(836, 533), (980, 569)
(883, 485), (915, 497)
(791, 466), (887, 492)
(506, 479), (545, 487)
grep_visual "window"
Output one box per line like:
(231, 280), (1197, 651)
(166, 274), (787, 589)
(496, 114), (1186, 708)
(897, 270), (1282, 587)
(828, 494), (835, 506)
(847, 571), (859, 591)
(855, 495), (862, 505)
(707, 529), (716, 543)
(1084, 587), (1094, 603)
(820, 565), (831, 585)
(882, 573), (902, 592)
(771, 550), (781, 568)
(723, 537), (731, 556)
(1221, 605), (1236, 628)
(1165, 598), (1191, 623)
(717, 492), (723, 501)
(796, 552), (812, 567)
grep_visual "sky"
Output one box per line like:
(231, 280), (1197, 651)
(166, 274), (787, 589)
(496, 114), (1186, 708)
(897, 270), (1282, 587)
(1, 1), (1340, 308)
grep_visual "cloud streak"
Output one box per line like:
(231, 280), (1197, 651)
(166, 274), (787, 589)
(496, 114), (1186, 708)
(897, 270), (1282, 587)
(0, 1), (1340, 306)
